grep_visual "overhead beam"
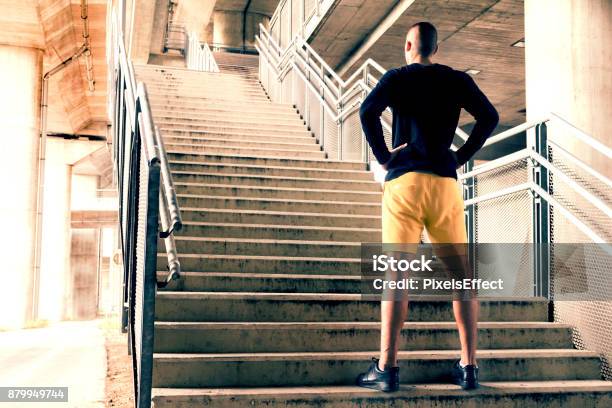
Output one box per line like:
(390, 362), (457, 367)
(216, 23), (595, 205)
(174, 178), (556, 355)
(243, 0), (253, 50)
(336, 0), (416, 77)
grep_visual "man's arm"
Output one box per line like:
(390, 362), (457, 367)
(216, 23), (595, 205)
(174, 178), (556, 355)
(455, 74), (499, 167)
(359, 71), (396, 166)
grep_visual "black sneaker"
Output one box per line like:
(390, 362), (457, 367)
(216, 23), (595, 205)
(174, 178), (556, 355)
(356, 358), (400, 392)
(451, 359), (479, 390)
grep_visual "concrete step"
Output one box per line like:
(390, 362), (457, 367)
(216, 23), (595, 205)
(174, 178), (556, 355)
(166, 144), (326, 159)
(178, 208), (380, 228)
(145, 82), (264, 91)
(152, 349), (601, 388)
(145, 83), (265, 93)
(159, 122), (312, 137)
(154, 321), (574, 353)
(166, 152), (367, 171)
(170, 236), (361, 258)
(156, 272), (361, 293)
(137, 71), (259, 81)
(149, 101), (284, 113)
(162, 131), (314, 145)
(174, 183), (381, 203)
(141, 78), (260, 87)
(157, 117), (307, 131)
(167, 160), (374, 180)
(150, 102), (297, 116)
(149, 93), (271, 104)
(163, 137), (320, 152)
(212, 51), (259, 64)
(138, 74), (261, 84)
(172, 172), (379, 191)
(147, 89), (269, 100)
(175, 194), (381, 215)
(136, 69), (258, 82)
(137, 68), (257, 81)
(155, 294), (549, 322)
(176, 222), (380, 241)
(153, 105), (304, 124)
(151, 381), (612, 408)
(153, 110), (305, 124)
(158, 253), (360, 275)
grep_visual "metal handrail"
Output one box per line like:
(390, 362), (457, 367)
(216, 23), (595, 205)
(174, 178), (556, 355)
(186, 31), (220, 72)
(113, 14), (183, 258)
(550, 112), (612, 158)
(110, 8), (184, 408)
(547, 139), (612, 189)
(460, 147), (611, 218)
(256, 25), (469, 144)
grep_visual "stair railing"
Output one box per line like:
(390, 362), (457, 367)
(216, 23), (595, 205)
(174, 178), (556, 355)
(256, 22), (467, 163)
(186, 31), (220, 72)
(109, 8), (183, 408)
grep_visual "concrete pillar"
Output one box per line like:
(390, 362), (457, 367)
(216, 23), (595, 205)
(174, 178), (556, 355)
(213, 10), (270, 51)
(128, 0), (157, 63)
(38, 140), (72, 322)
(0, 45), (43, 329)
(149, 0), (168, 55)
(525, 0), (612, 177)
(69, 228), (100, 320)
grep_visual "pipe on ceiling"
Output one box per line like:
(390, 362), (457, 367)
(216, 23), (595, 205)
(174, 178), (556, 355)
(81, 0), (95, 92)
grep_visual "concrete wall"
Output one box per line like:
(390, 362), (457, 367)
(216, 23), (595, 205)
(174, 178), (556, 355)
(213, 10), (270, 50)
(525, 0), (612, 177)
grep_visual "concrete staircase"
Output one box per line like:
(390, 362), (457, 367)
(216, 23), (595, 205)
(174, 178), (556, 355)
(135, 59), (612, 407)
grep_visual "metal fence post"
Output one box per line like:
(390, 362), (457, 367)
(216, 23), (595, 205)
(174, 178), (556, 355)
(361, 68), (369, 164)
(462, 159), (476, 271)
(462, 160), (475, 242)
(300, 0), (305, 37)
(319, 64), (325, 151)
(530, 123), (551, 298)
(337, 85), (343, 160)
(291, 48), (296, 109)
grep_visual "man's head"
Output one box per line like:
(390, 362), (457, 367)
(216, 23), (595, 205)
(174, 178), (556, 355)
(405, 22), (438, 64)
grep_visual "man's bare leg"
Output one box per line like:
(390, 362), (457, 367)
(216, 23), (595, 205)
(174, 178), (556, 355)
(453, 299), (479, 365)
(379, 299), (409, 369)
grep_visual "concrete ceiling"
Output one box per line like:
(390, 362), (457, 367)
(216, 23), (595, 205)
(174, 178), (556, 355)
(309, 0), (526, 129)
(0, 0), (107, 136)
(41, 0), (108, 136)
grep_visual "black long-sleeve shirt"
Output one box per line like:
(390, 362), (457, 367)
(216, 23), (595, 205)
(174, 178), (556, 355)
(360, 63), (499, 181)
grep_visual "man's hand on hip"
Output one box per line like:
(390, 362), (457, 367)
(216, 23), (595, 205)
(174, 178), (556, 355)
(382, 143), (408, 170)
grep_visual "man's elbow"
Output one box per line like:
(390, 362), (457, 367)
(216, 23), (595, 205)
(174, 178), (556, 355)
(359, 104), (372, 123)
(478, 106), (499, 132)
(489, 107), (500, 128)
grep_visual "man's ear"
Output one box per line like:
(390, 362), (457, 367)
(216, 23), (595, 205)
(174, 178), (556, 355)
(405, 40), (412, 52)
(432, 44), (439, 55)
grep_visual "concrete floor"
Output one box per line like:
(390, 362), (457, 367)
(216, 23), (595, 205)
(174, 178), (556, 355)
(0, 320), (106, 407)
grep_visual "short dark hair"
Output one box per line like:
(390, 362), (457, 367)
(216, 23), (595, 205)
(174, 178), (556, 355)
(409, 22), (438, 56)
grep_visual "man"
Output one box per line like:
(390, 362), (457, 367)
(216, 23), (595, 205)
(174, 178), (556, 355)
(356, 22), (499, 391)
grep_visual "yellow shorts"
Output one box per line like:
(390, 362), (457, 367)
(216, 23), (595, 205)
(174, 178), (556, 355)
(382, 172), (467, 244)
